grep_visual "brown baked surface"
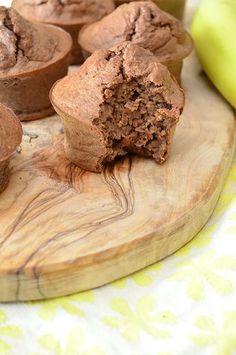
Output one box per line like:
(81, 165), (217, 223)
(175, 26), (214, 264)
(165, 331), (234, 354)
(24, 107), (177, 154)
(12, 0), (115, 26)
(79, 0), (191, 61)
(0, 104), (22, 193)
(0, 104), (22, 161)
(0, 7), (70, 77)
(51, 42), (184, 172)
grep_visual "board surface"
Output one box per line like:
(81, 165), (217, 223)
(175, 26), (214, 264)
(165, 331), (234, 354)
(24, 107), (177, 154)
(0, 54), (235, 302)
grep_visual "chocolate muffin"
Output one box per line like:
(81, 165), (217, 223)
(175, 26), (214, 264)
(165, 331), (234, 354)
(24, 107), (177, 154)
(0, 7), (72, 121)
(0, 104), (22, 194)
(115, 0), (186, 21)
(50, 42), (184, 173)
(79, 1), (193, 83)
(12, 0), (115, 65)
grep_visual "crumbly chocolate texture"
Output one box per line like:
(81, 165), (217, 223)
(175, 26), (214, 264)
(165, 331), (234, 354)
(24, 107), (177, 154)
(51, 42), (184, 173)
(12, 0), (115, 25)
(79, 0), (188, 61)
(0, 6), (59, 75)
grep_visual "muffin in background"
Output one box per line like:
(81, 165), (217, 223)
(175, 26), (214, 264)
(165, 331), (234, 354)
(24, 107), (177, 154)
(12, 0), (115, 65)
(79, 1), (192, 84)
(0, 6), (72, 121)
(115, 0), (186, 20)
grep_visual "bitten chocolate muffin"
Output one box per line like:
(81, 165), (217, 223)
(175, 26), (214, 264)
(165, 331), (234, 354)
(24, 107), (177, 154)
(12, 0), (115, 65)
(50, 42), (184, 173)
(79, 1), (193, 83)
(0, 104), (22, 194)
(0, 6), (72, 121)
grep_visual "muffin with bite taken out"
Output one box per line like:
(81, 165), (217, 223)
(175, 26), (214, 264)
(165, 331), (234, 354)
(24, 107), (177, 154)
(50, 42), (185, 173)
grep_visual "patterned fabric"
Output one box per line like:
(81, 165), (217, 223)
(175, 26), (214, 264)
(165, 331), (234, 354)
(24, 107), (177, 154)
(0, 152), (235, 354)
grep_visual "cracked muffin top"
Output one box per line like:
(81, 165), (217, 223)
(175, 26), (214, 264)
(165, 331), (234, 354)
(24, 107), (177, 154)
(79, 1), (192, 61)
(51, 41), (184, 125)
(0, 7), (71, 77)
(12, 0), (115, 26)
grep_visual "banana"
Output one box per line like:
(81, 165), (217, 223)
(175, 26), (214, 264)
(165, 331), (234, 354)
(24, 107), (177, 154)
(192, 0), (236, 108)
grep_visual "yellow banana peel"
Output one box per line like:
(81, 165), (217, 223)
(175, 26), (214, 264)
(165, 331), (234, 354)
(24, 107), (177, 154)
(192, 0), (236, 108)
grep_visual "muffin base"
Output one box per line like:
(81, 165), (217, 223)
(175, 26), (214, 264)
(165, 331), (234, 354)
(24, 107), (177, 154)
(16, 106), (55, 122)
(60, 24), (84, 65)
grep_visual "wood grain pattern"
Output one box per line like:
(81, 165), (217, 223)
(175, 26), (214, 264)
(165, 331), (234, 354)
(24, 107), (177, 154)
(0, 53), (235, 302)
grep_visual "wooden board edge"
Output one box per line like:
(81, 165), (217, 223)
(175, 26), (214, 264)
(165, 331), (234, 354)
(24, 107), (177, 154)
(1, 121), (235, 302)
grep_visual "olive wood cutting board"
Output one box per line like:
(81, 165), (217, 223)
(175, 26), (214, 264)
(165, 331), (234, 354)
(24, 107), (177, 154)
(0, 53), (235, 302)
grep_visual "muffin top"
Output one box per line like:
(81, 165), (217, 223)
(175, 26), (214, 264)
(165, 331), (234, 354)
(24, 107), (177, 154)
(79, 1), (192, 61)
(12, 0), (115, 26)
(0, 104), (22, 162)
(51, 41), (184, 125)
(0, 7), (71, 77)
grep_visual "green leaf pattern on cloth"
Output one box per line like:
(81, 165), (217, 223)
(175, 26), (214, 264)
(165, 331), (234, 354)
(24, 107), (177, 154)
(31, 291), (95, 320)
(192, 312), (236, 355)
(170, 250), (236, 300)
(0, 310), (22, 355)
(103, 296), (176, 341)
(35, 326), (105, 355)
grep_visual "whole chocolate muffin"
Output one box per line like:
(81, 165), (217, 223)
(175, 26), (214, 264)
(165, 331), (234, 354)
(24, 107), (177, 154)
(0, 7), (72, 121)
(12, 0), (115, 65)
(0, 104), (22, 194)
(50, 42), (184, 173)
(79, 1), (193, 83)
(115, 0), (186, 21)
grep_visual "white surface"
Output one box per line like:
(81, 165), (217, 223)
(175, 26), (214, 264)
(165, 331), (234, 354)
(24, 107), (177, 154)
(0, 0), (11, 6)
